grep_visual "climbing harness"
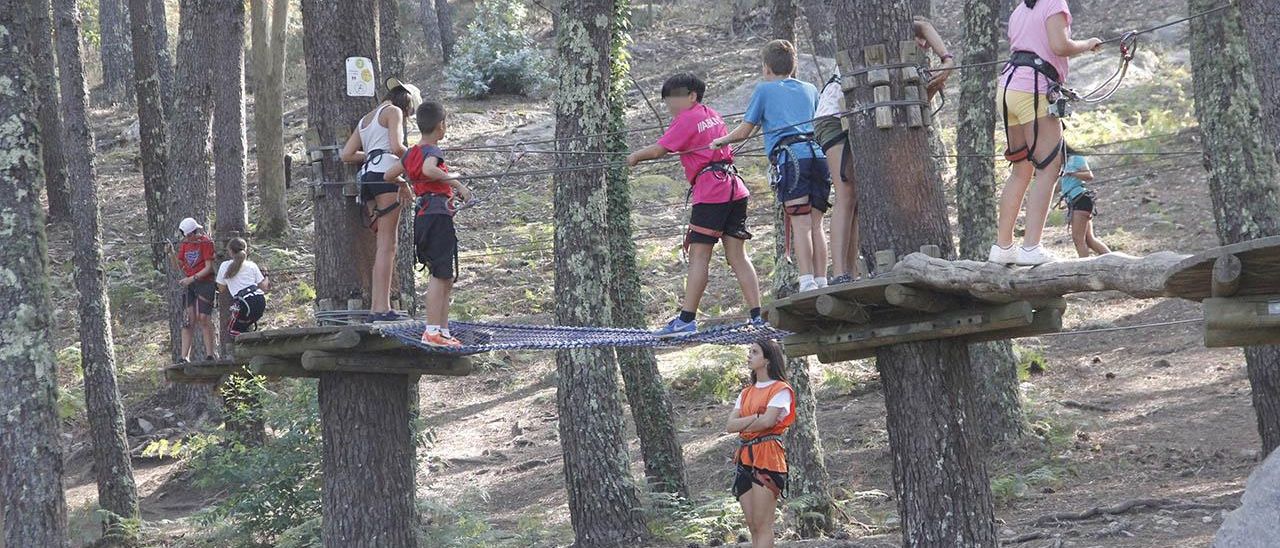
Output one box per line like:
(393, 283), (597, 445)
(999, 50), (1067, 169)
(769, 133), (823, 260)
(227, 284), (266, 336)
(682, 160), (751, 255)
(736, 434), (787, 498)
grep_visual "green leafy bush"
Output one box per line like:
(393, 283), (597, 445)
(445, 0), (551, 98)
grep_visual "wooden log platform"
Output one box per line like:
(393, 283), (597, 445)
(163, 358), (246, 384)
(231, 325), (473, 379)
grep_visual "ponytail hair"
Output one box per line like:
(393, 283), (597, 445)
(750, 339), (789, 384)
(225, 238), (248, 277)
(1024, 0), (1038, 7)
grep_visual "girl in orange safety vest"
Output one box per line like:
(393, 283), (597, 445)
(726, 338), (796, 548)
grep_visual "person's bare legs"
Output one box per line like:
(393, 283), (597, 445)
(426, 275), (453, 328)
(1070, 212), (1091, 257)
(810, 208), (828, 280)
(180, 304), (194, 361)
(370, 193), (401, 313)
(1021, 118), (1064, 248)
(682, 243), (714, 314)
(196, 310), (216, 358)
(826, 144), (854, 278)
(996, 122), (1034, 248)
(1085, 219), (1111, 255)
(722, 237), (761, 310)
(745, 484), (777, 548)
(786, 198), (815, 277)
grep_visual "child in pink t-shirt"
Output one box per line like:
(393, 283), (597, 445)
(627, 73), (763, 337)
(990, 0), (1101, 266)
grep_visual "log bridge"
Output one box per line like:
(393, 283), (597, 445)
(766, 236), (1280, 362)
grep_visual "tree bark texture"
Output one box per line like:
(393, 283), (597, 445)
(1237, 0), (1280, 162)
(436, 0), (456, 63)
(417, 0), (444, 62)
(1189, 0), (1280, 456)
(770, 0), (797, 45)
(0, 0), (70, 543)
(300, 1), (418, 545)
(956, 0), (1026, 446)
(891, 251), (1189, 301)
(212, 0), (248, 355)
(832, 0), (996, 545)
(150, 0), (174, 98)
(553, 0), (649, 544)
(378, 0), (417, 316)
(127, 0), (174, 271)
(251, 0), (291, 238)
(606, 0), (688, 498)
(99, 0), (135, 104)
(798, 0), (837, 58)
(30, 0), (72, 223)
(53, 0), (141, 535)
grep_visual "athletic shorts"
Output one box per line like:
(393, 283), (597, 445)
(360, 170), (399, 200)
(229, 293), (266, 335)
(814, 116), (847, 152)
(997, 87), (1050, 126)
(414, 207), (458, 280)
(688, 198), (751, 245)
(733, 465), (788, 500)
(184, 279), (216, 316)
(771, 150), (831, 213)
(1066, 191), (1096, 221)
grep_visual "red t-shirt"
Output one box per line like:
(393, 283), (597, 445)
(404, 144), (453, 198)
(177, 235), (216, 280)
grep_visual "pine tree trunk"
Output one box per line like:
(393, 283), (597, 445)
(798, 0), (837, 58)
(99, 0), (135, 104)
(251, 0), (291, 238)
(771, 0), (797, 45)
(1237, 0), (1280, 162)
(52, 0), (141, 534)
(0, 1), (69, 543)
(378, 0), (417, 317)
(1189, 0), (1280, 456)
(832, 1), (997, 544)
(30, 0), (72, 223)
(954, 0), (1026, 447)
(436, 0), (456, 63)
(127, 0), (173, 271)
(417, 0), (444, 62)
(300, 1), (419, 545)
(605, 0), (689, 498)
(553, 1), (649, 544)
(150, 0), (174, 99)
(212, 0), (247, 345)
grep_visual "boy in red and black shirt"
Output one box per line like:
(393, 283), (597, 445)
(385, 101), (472, 348)
(171, 217), (218, 362)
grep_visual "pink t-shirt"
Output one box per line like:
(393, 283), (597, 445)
(1003, 0), (1072, 94)
(657, 104), (750, 204)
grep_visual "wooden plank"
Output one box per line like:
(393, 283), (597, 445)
(234, 324), (354, 342)
(884, 283), (960, 313)
(772, 274), (916, 316)
(1212, 254), (1242, 297)
(872, 85), (893, 129)
(178, 359), (243, 378)
(764, 307), (816, 333)
(790, 301), (1034, 359)
(249, 355), (315, 379)
(1205, 327), (1280, 348)
(863, 44), (889, 85)
(903, 86), (923, 128)
(836, 50), (859, 93)
(875, 250), (897, 272)
(919, 244), (941, 258)
(1165, 236), (1280, 300)
(968, 305), (1065, 343)
(815, 295), (870, 323)
(301, 350), (473, 377)
(234, 329), (363, 359)
(1204, 296), (1280, 330)
(898, 40), (922, 83)
(164, 365), (219, 384)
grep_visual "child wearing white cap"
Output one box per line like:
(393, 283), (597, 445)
(171, 217), (218, 362)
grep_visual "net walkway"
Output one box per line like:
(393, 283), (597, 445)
(370, 319), (790, 354)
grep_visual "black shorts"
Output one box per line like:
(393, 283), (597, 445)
(184, 279), (216, 316)
(732, 465), (788, 499)
(771, 147), (832, 213)
(360, 170), (399, 200)
(1067, 193), (1095, 213)
(229, 293), (266, 335)
(688, 198), (751, 245)
(414, 209), (458, 280)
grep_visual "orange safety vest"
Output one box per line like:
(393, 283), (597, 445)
(735, 380), (796, 473)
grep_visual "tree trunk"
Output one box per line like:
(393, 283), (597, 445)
(1237, 0), (1280, 162)
(150, 0), (174, 98)
(553, 1), (649, 544)
(771, 0), (797, 45)
(605, 0), (689, 499)
(832, 0), (997, 545)
(251, 0), (291, 238)
(127, 0), (173, 271)
(52, 0), (141, 535)
(1189, 0), (1280, 456)
(417, 0), (444, 62)
(436, 0), (456, 63)
(99, 0), (135, 104)
(798, 0), (836, 58)
(954, 0), (1026, 446)
(30, 0), (72, 223)
(212, 0), (248, 346)
(378, 0), (417, 317)
(0, 1), (69, 543)
(300, 1), (418, 545)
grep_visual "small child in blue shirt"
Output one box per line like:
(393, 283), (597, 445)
(1060, 145), (1110, 257)
(713, 39), (830, 293)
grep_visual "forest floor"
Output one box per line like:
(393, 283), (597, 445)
(49, 0), (1260, 546)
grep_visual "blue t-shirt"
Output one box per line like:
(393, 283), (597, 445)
(744, 78), (824, 160)
(1059, 155), (1089, 200)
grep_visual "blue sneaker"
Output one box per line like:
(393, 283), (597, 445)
(830, 273), (855, 285)
(653, 316), (697, 339)
(747, 316), (768, 327)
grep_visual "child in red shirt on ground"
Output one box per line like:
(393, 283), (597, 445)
(171, 217), (218, 362)
(627, 73), (763, 337)
(385, 101), (472, 348)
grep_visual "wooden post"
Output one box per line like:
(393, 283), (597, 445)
(885, 283), (960, 313)
(875, 249), (897, 272)
(865, 44), (894, 129)
(1211, 254), (1242, 297)
(815, 294), (870, 323)
(900, 40), (924, 127)
(920, 244), (941, 258)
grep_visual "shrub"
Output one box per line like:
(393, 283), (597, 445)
(445, 0), (551, 98)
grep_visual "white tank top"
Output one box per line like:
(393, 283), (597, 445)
(357, 103), (396, 173)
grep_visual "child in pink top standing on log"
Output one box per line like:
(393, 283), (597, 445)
(628, 73), (764, 337)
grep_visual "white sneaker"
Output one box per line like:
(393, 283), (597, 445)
(799, 279), (820, 293)
(815, 277), (829, 289)
(1015, 244), (1058, 266)
(988, 244), (1017, 264)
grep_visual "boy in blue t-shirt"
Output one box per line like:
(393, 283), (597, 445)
(1059, 145), (1110, 257)
(713, 39), (830, 293)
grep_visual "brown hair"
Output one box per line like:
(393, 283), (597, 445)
(762, 39), (798, 77)
(225, 238), (248, 277)
(750, 339), (788, 383)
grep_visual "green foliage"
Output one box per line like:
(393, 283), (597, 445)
(990, 464), (1066, 507)
(445, 0), (551, 98)
(1014, 344), (1047, 380)
(291, 281), (316, 305)
(55, 385), (86, 421)
(669, 346), (747, 402)
(648, 492), (745, 545)
(820, 365), (859, 396)
(418, 496), (500, 547)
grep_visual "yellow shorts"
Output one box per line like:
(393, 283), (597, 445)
(997, 87), (1050, 126)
